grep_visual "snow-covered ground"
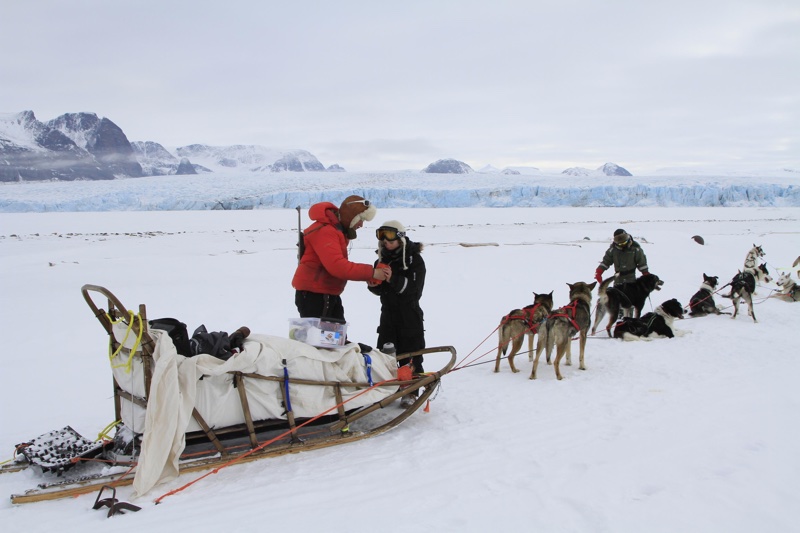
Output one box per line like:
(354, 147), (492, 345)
(1, 203), (799, 532)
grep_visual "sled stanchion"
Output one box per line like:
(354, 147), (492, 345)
(234, 373), (259, 449)
(280, 361), (301, 443)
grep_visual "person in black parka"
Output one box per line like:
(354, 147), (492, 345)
(368, 220), (426, 406)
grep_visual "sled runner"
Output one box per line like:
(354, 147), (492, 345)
(5, 284), (456, 504)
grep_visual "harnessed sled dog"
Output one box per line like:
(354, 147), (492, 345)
(744, 244), (765, 269)
(494, 291), (554, 373)
(774, 272), (800, 302)
(531, 281), (596, 381)
(613, 298), (684, 340)
(688, 273), (725, 316)
(591, 273), (664, 337)
(721, 264), (772, 322)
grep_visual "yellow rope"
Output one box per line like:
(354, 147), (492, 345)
(107, 310), (144, 374)
(97, 420), (122, 441)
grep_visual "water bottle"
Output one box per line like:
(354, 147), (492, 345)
(382, 342), (396, 357)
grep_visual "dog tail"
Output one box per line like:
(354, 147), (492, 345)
(498, 325), (509, 355)
(607, 287), (633, 308)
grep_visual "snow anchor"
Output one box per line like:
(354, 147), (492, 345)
(92, 485), (141, 517)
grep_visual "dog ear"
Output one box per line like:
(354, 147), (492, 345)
(588, 281), (597, 290)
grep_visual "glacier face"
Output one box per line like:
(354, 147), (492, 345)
(0, 170), (797, 212)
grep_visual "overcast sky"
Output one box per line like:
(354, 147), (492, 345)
(2, 0), (798, 173)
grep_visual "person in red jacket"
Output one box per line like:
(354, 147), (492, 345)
(292, 195), (391, 320)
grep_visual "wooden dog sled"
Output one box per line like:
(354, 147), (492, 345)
(5, 284), (456, 505)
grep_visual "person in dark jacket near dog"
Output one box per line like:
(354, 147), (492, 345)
(368, 221), (426, 407)
(595, 228), (650, 286)
(292, 195), (391, 321)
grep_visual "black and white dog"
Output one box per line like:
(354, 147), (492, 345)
(721, 264), (772, 323)
(688, 273), (723, 316)
(613, 298), (685, 340)
(591, 274), (664, 337)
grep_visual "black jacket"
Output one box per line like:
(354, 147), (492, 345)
(368, 239), (426, 357)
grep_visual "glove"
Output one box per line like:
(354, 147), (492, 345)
(594, 268), (603, 283)
(229, 326), (251, 352)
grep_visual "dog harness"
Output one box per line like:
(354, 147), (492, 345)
(548, 300), (583, 331)
(502, 303), (543, 332)
(732, 271), (756, 293)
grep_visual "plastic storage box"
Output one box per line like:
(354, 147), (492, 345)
(288, 317), (348, 348)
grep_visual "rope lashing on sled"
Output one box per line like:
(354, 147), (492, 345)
(363, 353), (374, 386)
(107, 310), (144, 374)
(153, 376), (401, 505)
(282, 361), (293, 413)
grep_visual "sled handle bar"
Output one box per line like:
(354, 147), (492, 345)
(81, 284), (131, 334)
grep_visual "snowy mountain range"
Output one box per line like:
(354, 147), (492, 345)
(2, 110), (648, 182)
(0, 111), (335, 181)
(0, 111), (142, 182)
(563, 162), (633, 176)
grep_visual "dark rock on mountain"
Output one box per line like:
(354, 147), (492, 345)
(0, 110), (145, 181)
(423, 158), (473, 174)
(132, 140), (176, 162)
(131, 141), (205, 175)
(271, 154), (325, 172)
(599, 162), (632, 176)
(176, 157), (197, 175)
(327, 164), (346, 172)
(47, 112), (142, 177)
(501, 168), (520, 175)
(131, 141), (178, 175)
(0, 111), (119, 182)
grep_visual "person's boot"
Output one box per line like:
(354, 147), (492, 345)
(400, 389), (418, 408)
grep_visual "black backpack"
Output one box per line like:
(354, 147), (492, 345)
(148, 318), (192, 357)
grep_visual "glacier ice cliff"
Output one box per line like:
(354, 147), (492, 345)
(0, 171), (797, 212)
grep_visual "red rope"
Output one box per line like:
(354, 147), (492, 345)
(154, 377), (398, 505)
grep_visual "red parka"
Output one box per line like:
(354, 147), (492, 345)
(291, 202), (374, 295)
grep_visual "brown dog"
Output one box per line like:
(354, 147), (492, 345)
(531, 281), (596, 380)
(494, 291), (554, 373)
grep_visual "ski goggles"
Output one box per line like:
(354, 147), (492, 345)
(613, 239), (631, 250)
(346, 199), (371, 207)
(376, 227), (405, 241)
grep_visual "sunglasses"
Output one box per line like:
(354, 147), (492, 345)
(376, 227), (405, 241)
(347, 199), (371, 207)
